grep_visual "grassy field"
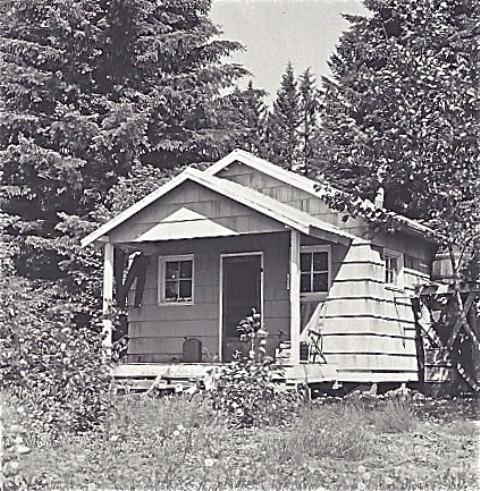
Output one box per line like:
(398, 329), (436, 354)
(4, 392), (479, 490)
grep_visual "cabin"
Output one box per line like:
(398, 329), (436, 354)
(82, 150), (441, 389)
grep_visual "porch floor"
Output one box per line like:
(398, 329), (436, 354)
(113, 362), (338, 392)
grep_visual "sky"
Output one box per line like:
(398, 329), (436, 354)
(210, 0), (366, 102)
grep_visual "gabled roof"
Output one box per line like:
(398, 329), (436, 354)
(81, 167), (355, 247)
(206, 149), (437, 241)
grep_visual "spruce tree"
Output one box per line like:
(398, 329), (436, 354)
(298, 68), (321, 175)
(223, 80), (267, 154)
(0, 0), (247, 312)
(265, 62), (302, 170)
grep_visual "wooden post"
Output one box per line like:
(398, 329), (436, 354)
(102, 241), (114, 362)
(290, 229), (301, 365)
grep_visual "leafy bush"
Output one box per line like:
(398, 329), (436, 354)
(210, 309), (302, 427)
(0, 239), (112, 434)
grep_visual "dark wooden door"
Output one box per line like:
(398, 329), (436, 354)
(222, 254), (262, 361)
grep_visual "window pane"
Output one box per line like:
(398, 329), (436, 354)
(179, 260), (192, 279)
(313, 273), (328, 292)
(179, 280), (192, 299)
(300, 253), (311, 273)
(301, 273), (311, 293)
(165, 261), (179, 279)
(165, 280), (178, 300)
(313, 252), (328, 272)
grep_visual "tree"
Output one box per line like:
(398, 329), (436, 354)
(222, 81), (268, 154)
(264, 62), (302, 169)
(298, 68), (321, 175)
(318, 0), (479, 220)
(317, 0), (480, 387)
(0, 0), (248, 297)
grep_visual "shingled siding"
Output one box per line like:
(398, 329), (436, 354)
(316, 237), (433, 383)
(216, 161), (368, 235)
(109, 180), (286, 244)
(127, 232), (290, 363)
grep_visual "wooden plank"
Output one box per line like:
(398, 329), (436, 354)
(322, 335), (417, 355)
(446, 292), (476, 348)
(325, 353), (418, 371)
(128, 336), (218, 355)
(336, 370), (419, 383)
(290, 229), (301, 364)
(128, 304), (219, 322)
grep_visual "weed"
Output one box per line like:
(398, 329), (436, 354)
(371, 399), (418, 433)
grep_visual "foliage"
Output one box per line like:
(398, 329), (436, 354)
(298, 68), (322, 174)
(264, 62), (302, 169)
(0, 0), (249, 323)
(316, 0), (480, 383)
(316, 0), (479, 271)
(210, 309), (302, 427)
(0, 231), (112, 434)
(221, 80), (268, 154)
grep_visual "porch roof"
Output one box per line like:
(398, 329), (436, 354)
(82, 168), (355, 247)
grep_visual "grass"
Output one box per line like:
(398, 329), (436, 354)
(3, 392), (479, 490)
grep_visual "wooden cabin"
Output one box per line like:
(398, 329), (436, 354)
(82, 150), (440, 387)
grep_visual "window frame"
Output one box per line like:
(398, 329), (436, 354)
(299, 245), (331, 299)
(158, 254), (195, 305)
(383, 248), (404, 290)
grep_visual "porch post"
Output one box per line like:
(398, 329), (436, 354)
(102, 241), (114, 362)
(290, 229), (301, 364)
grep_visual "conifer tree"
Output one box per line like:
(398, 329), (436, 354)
(223, 80), (268, 154)
(0, 0), (247, 311)
(265, 62), (302, 169)
(317, 0), (479, 221)
(298, 68), (321, 174)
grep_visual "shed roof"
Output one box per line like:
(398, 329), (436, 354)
(81, 167), (355, 247)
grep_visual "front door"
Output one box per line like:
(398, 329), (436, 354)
(222, 254), (262, 361)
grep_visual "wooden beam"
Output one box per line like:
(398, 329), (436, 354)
(102, 242), (114, 361)
(446, 292), (477, 349)
(290, 229), (301, 364)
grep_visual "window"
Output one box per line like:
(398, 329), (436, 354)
(384, 249), (403, 287)
(159, 255), (194, 304)
(300, 246), (330, 295)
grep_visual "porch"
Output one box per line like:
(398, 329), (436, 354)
(112, 361), (339, 393)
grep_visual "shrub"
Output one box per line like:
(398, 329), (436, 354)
(0, 242), (112, 434)
(210, 309), (302, 427)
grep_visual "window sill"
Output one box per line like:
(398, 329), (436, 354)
(158, 301), (195, 307)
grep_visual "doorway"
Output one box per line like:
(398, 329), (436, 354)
(221, 253), (262, 361)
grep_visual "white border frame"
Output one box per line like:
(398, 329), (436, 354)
(158, 254), (195, 305)
(299, 245), (332, 299)
(219, 251), (264, 362)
